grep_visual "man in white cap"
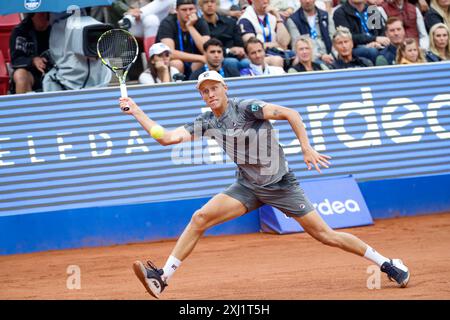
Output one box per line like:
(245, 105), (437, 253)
(120, 71), (410, 298)
(138, 42), (181, 84)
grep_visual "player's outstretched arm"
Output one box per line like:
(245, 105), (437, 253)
(262, 103), (332, 173)
(119, 97), (193, 146)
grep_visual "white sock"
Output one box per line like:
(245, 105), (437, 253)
(162, 255), (181, 283)
(364, 246), (390, 267)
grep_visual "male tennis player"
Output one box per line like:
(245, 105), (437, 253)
(119, 71), (410, 298)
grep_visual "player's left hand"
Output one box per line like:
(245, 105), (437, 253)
(303, 147), (331, 173)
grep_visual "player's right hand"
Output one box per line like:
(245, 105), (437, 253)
(119, 97), (138, 115)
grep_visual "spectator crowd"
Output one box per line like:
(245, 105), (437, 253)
(3, 0), (450, 94)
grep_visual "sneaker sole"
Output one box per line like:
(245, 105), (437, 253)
(394, 259), (410, 288)
(132, 261), (160, 299)
(399, 271), (410, 288)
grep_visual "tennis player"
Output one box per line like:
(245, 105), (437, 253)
(119, 71), (410, 298)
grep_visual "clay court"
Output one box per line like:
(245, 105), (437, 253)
(1, 213), (449, 300)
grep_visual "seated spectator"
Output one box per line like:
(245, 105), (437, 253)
(139, 42), (181, 84)
(331, 26), (374, 68)
(426, 22), (450, 60)
(118, 0), (175, 42)
(238, 0), (292, 67)
(376, 17), (406, 65)
(424, 0), (450, 32)
(286, 0), (336, 65)
(270, 0), (300, 19)
(156, 0), (211, 77)
(381, 0), (429, 49)
(189, 38), (241, 79)
(240, 37), (286, 75)
(288, 36), (330, 72)
(9, 13), (51, 94)
(199, 0), (248, 68)
(396, 37), (427, 63)
(217, 0), (249, 19)
(333, 0), (389, 63)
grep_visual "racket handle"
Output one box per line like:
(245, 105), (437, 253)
(120, 83), (130, 111)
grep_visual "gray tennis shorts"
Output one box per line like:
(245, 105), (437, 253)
(222, 171), (315, 217)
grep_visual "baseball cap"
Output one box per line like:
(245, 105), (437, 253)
(176, 0), (197, 7)
(149, 42), (171, 58)
(196, 70), (226, 89)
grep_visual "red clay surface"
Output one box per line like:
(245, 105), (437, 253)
(1, 213), (449, 300)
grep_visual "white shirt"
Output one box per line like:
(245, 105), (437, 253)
(270, 0), (300, 11)
(249, 63), (285, 76)
(220, 0), (240, 10)
(138, 66), (180, 84)
(307, 14), (316, 30)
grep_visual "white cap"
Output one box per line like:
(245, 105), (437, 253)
(149, 42), (171, 57)
(196, 70), (226, 89)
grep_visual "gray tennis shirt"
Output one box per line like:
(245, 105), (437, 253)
(184, 98), (289, 187)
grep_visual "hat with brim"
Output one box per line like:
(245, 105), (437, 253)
(149, 42), (172, 58)
(196, 70), (226, 89)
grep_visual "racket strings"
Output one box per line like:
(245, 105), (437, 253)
(98, 30), (138, 70)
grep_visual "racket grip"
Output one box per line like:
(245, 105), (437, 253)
(120, 83), (130, 111)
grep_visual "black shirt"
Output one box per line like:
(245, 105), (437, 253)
(332, 56), (373, 69)
(189, 63), (241, 80)
(156, 14), (210, 54)
(289, 62), (324, 72)
(205, 14), (244, 49)
(10, 16), (51, 70)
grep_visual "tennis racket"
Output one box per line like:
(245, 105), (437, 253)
(97, 29), (139, 111)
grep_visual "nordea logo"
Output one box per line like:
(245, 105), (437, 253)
(24, 0), (41, 11)
(313, 199), (361, 215)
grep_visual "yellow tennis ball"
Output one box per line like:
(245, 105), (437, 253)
(151, 125), (165, 139)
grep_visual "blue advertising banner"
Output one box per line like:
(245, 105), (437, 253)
(260, 176), (373, 234)
(1, 63), (449, 218)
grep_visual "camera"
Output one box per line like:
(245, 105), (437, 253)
(173, 73), (186, 82)
(118, 14), (136, 30)
(67, 16), (113, 58)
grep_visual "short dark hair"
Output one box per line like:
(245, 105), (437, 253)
(203, 38), (224, 52)
(176, 0), (197, 7)
(244, 37), (264, 54)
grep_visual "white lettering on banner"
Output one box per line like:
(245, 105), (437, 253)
(306, 104), (330, 151)
(0, 138), (15, 166)
(427, 94), (450, 140)
(313, 198), (361, 216)
(27, 136), (45, 163)
(382, 98), (425, 143)
(333, 87), (382, 148)
(57, 133), (77, 161)
(0, 89), (449, 168)
(126, 130), (150, 154)
(200, 106), (223, 163)
(278, 137), (302, 154)
(89, 133), (113, 157)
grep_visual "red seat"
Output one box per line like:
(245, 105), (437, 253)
(0, 13), (21, 63)
(0, 50), (9, 95)
(143, 36), (156, 59)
